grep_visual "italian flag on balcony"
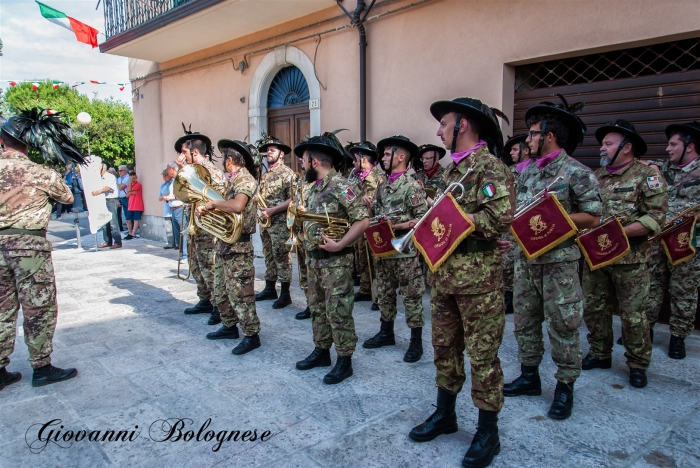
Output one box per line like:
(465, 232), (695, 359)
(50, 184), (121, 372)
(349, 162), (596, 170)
(36, 1), (99, 48)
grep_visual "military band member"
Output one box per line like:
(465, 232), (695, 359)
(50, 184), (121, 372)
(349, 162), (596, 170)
(0, 109), (82, 390)
(293, 132), (369, 385)
(581, 120), (667, 388)
(412, 143), (447, 202)
(255, 135), (295, 309)
(346, 141), (385, 304)
(174, 128), (226, 326)
(363, 135), (427, 362)
(646, 122), (700, 360)
(201, 140), (262, 355)
(293, 169), (315, 321)
(501, 134), (532, 315)
(408, 98), (514, 468)
(504, 97), (602, 421)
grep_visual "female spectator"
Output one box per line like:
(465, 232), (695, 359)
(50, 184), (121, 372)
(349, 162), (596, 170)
(159, 169), (175, 249)
(125, 170), (144, 239)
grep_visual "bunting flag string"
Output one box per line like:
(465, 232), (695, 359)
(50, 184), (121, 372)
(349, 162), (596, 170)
(2, 79), (129, 90)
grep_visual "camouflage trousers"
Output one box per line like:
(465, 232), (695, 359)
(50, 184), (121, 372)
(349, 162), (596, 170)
(356, 236), (374, 295)
(221, 247), (260, 336)
(296, 245), (308, 293)
(375, 255), (425, 328)
(0, 249), (57, 369)
(501, 233), (515, 292)
(431, 287), (505, 412)
(647, 244), (700, 338)
(189, 232), (216, 301)
(213, 254), (232, 318)
(307, 258), (358, 356)
(261, 221), (292, 283)
(582, 262), (651, 369)
(514, 258), (583, 384)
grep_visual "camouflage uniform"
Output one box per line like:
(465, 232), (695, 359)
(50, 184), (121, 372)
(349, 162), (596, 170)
(356, 165), (386, 296)
(303, 169), (368, 357)
(646, 158), (700, 338)
(371, 172), (428, 327)
(501, 165), (521, 292)
(189, 158), (226, 302)
(295, 181), (314, 293)
(0, 150), (73, 370)
(514, 150), (603, 384)
(583, 161), (667, 369)
(429, 145), (515, 411)
(412, 165), (447, 195)
(260, 161), (295, 283)
(215, 168), (260, 335)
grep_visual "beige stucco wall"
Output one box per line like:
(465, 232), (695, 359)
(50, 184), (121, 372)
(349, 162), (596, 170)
(128, 0), (700, 218)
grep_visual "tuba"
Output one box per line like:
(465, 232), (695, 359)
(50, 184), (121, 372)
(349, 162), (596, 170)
(174, 164), (243, 244)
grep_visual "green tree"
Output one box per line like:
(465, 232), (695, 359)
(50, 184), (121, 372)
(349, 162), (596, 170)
(3, 80), (134, 169)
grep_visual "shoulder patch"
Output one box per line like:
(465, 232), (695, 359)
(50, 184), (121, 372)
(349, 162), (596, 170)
(647, 176), (661, 190)
(481, 183), (495, 197)
(410, 192), (421, 207)
(343, 187), (357, 202)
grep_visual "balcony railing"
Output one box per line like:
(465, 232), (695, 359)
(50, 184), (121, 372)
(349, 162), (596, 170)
(103, 0), (194, 39)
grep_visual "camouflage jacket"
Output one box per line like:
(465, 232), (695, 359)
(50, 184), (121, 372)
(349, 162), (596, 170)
(361, 165), (387, 201)
(0, 150), (73, 251)
(216, 167), (258, 256)
(303, 169), (369, 268)
(516, 150), (603, 265)
(594, 160), (668, 264)
(653, 157), (700, 218)
(431, 145), (516, 294)
(412, 165), (447, 194)
(261, 161), (295, 225)
(200, 158), (226, 191)
(372, 172), (428, 258)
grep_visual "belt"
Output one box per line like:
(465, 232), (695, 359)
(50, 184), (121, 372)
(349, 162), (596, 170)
(237, 234), (251, 243)
(0, 228), (47, 237)
(309, 246), (354, 260)
(552, 237), (576, 250)
(455, 238), (498, 254)
(628, 236), (647, 246)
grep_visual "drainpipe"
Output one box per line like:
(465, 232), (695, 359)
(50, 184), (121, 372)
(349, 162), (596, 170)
(338, 0), (376, 141)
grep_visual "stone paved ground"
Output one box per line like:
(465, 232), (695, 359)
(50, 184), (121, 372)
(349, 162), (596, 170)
(1, 218), (700, 468)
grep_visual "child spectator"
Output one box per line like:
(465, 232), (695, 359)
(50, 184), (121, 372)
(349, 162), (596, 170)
(124, 171), (144, 239)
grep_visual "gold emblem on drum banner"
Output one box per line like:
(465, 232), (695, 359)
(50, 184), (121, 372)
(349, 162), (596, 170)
(373, 231), (386, 248)
(677, 232), (690, 248)
(597, 233), (612, 251)
(431, 217), (446, 241)
(529, 214), (547, 235)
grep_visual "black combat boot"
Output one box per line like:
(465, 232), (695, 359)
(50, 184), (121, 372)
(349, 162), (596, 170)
(296, 347), (331, 370)
(649, 325), (654, 344)
(231, 334), (261, 355)
(184, 299), (214, 315)
(295, 307), (311, 320)
(503, 365), (541, 397)
(255, 280), (278, 301)
(323, 355), (353, 384)
(581, 353), (612, 370)
(669, 335), (686, 360)
(354, 292), (372, 302)
(547, 381), (574, 420)
(32, 364), (78, 387)
(0, 367), (21, 391)
(363, 319), (395, 349)
(629, 368), (647, 388)
(404, 327), (423, 363)
(206, 324), (239, 340)
(408, 387), (458, 442)
(371, 302), (380, 311)
(207, 307), (221, 325)
(462, 409), (500, 468)
(504, 291), (514, 315)
(272, 282), (292, 309)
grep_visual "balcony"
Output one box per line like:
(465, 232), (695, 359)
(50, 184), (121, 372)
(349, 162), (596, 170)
(99, 0), (337, 63)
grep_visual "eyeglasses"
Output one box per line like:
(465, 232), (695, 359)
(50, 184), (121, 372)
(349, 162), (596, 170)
(528, 130), (542, 139)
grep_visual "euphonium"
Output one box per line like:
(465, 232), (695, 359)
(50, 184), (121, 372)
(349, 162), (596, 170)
(301, 204), (350, 244)
(256, 191), (272, 228)
(173, 164), (243, 244)
(285, 174), (303, 246)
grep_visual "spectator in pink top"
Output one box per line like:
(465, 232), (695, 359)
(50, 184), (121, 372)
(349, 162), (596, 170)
(124, 170), (144, 240)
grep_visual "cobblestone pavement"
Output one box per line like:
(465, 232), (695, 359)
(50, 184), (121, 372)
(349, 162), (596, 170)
(1, 219), (699, 467)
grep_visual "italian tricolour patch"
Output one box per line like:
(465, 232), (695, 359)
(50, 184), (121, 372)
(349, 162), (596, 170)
(482, 183), (496, 197)
(647, 176), (661, 190)
(343, 187), (357, 202)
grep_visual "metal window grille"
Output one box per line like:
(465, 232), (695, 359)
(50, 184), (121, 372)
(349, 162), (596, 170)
(103, 0), (194, 39)
(515, 38), (700, 92)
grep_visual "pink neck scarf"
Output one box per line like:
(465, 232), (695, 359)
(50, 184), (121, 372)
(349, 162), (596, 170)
(515, 159), (533, 173)
(450, 140), (487, 165)
(536, 149), (563, 169)
(359, 164), (375, 181)
(388, 170), (406, 185)
(678, 156), (698, 168)
(606, 160), (633, 174)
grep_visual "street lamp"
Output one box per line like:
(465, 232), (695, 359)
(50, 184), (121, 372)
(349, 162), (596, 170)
(76, 112), (92, 154)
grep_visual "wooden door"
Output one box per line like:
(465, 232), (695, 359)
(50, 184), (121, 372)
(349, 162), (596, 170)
(267, 103), (310, 173)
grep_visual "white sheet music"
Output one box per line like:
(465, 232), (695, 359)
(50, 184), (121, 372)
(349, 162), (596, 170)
(80, 156), (112, 234)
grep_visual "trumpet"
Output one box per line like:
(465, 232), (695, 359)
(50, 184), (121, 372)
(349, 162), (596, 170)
(649, 204), (700, 242)
(578, 206), (635, 236)
(256, 192), (271, 228)
(392, 168), (474, 253)
(369, 207), (404, 226)
(513, 176), (564, 219)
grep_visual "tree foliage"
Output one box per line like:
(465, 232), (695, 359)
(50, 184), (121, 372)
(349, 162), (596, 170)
(3, 80), (134, 169)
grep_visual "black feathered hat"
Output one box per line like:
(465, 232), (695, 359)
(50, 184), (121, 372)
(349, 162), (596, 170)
(412, 143), (446, 172)
(595, 120), (647, 157)
(256, 133), (292, 155)
(1, 108), (84, 165)
(377, 135), (419, 174)
(524, 94), (587, 155)
(217, 139), (258, 178)
(346, 141), (378, 158)
(294, 130), (346, 167)
(174, 123), (212, 156)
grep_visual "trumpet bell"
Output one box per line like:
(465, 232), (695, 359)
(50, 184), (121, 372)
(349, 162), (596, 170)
(391, 234), (413, 253)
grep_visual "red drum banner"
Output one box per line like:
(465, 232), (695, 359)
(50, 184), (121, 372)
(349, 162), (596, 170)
(365, 221), (397, 257)
(576, 218), (630, 271)
(510, 192), (578, 260)
(412, 193), (475, 272)
(660, 218), (697, 265)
